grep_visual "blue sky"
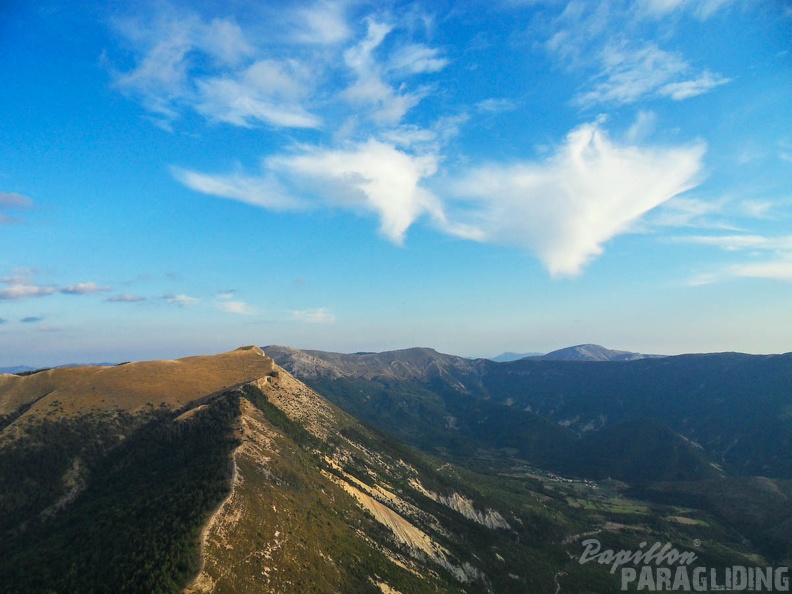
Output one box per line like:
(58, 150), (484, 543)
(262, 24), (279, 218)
(1, 0), (791, 366)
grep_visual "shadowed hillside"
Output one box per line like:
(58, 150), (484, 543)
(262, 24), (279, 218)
(268, 346), (792, 480)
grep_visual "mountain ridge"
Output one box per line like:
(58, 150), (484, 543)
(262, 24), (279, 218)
(1, 345), (790, 592)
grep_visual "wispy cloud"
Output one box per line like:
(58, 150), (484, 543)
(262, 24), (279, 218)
(475, 98), (517, 114)
(110, 3), (445, 132)
(172, 167), (301, 210)
(285, 0), (352, 45)
(638, 0), (738, 20)
(388, 43), (449, 75)
(163, 293), (199, 307)
(738, 200), (776, 219)
(290, 307), (336, 324)
(213, 290), (255, 315)
(726, 259), (792, 281)
(0, 272), (58, 300)
(574, 41), (729, 106)
(647, 196), (730, 229)
(0, 272), (114, 300)
(446, 121), (706, 276)
(541, 2), (730, 107)
(61, 282), (112, 295)
(217, 300), (255, 315)
(675, 234), (792, 251)
(690, 258), (792, 285)
(107, 294), (146, 303)
(21, 316), (44, 323)
(778, 140), (792, 164)
(679, 234), (792, 284)
(0, 192), (34, 224)
(340, 19), (438, 126)
(110, 7), (324, 129)
(111, 10), (255, 121)
(194, 60), (321, 128)
(0, 283), (57, 300)
(0, 192), (33, 209)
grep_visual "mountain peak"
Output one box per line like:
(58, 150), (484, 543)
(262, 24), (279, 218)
(536, 344), (661, 362)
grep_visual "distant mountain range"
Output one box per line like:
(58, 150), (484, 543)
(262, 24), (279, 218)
(489, 351), (542, 362)
(0, 362), (118, 375)
(490, 343), (664, 362)
(268, 345), (792, 479)
(0, 365), (36, 374)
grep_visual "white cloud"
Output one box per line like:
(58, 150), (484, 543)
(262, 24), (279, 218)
(475, 98), (517, 114)
(690, 258), (792, 285)
(269, 139), (444, 243)
(340, 19), (431, 125)
(675, 234), (792, 251)
(625, 110), (657, 143)
(287, 0), (351, 45)
(727, 260), (792, 281)
(659, 70), (730, 100)
(445, 121), (706, 277)
(541, 2), (731, 107)
(164, 293), (199, 307)
(738, 200), (775, 219)
(107, 294), (146, 303)
(177, 121), (705, 275)
(61, 282), (112, 295)
(290, 307), (336, 324)
(111, 3), (448, 136)
(575, 42), (730, 106)
(111, 8), (321, 129)
(0, 272), (56, 300)
(172, 167), (302, 210)
(2, 275), (113, 300)
(217, 300), (255, 315)
(680, 234), (792, 284)
(112, 13), (200, 117)
(388, 44), (448, 74)
(648, 196), (730, 229)
(639, 0), (737, 20)
(174, 132), (456, 246)
(194, 59), (321, 128)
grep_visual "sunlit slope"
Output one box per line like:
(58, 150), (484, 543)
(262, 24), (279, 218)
(187, 370), (571, 593)
(0, 346), (272, 424)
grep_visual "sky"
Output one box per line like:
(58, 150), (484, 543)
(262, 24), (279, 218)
(1, 0), (791, 366)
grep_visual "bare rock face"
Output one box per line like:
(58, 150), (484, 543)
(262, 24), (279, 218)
(177, 357), (545, 593)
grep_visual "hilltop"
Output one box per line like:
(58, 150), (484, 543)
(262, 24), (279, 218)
(532, 343), (664, 361)
(490, 344), (662, 362)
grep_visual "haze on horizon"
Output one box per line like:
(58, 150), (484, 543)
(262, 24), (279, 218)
(1, 0), (791, 367)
